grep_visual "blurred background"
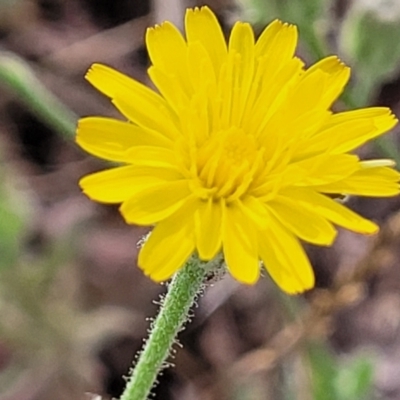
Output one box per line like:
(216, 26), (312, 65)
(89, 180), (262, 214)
(1, 0), (400, 399)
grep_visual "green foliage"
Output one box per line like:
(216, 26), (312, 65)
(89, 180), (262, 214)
(0, 52), (77, 140)
(308, 344), (338, 400)
(335, 355), (374, 400)
(0, 162), (25, 271)
(339, 2), (400, 106)
(308, 342), (374, 400)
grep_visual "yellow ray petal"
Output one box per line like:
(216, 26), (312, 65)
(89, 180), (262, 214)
(111, 96), (180, 140)
(304, 56), (350, 108)
(360, 159), (396, 168)
(280, 187), (378, 234)
(86, 64), (179, 138)
(185, 6), (227, 75)
(146, 22), (191, 94)
(325, 107), (396, 128)
(222, 203), (260, 284)
(195, 198), (223, 260)
(314, 166), (400, 197)
(268, 196), (337, 245)
(286, 154), (359, 186)
(179, 92), (210, 146)
(285, 68), (327, 116)
(120, 180), (192, 225)
(244, 57), (304, 142)
(255, 20), (297, 61)
(237, 196), (270, 230)
(138, 201), (197, 281)
(85, 64), (158, 100)
(264, 58), (348, 143)
(187, 41), (217, 95)
(259, 215), (315, 294)
(217, 51), (235, 129)
(76, 117), (172, 162)
(228, 22), (255, 126)
(298, 108), (398, 157)
(148, 66), (189, 113)
(247, 20), (302, 133)
(79, 165), (181, 203)
(242, 20), (301, 135)
(126, 146), (178, 168)
(329, 111), (397, 153)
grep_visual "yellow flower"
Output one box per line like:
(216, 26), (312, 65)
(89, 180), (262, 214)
(77, 6), (399, 293)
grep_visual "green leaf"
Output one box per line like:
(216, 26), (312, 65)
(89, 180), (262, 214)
(0, 52), (77, 140)
(0, 152), (28, 271)
(0, 186), (25, 271)
(335, 356), (374, 400)
(308, 342), (339, 400)
(339, 2), (400, 104)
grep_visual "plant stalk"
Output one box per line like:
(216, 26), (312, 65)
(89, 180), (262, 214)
(120, 254), (222, 400)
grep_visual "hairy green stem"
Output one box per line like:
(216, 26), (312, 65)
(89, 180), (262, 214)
(120, 255), (222, 400)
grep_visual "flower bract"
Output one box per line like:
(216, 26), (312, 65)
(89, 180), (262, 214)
(77, 6), (399, 293)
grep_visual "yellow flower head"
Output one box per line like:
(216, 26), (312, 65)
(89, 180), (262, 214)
(77, 7), (399, 293)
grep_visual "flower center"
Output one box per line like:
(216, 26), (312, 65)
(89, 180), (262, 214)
(193, 127), (262, 201)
